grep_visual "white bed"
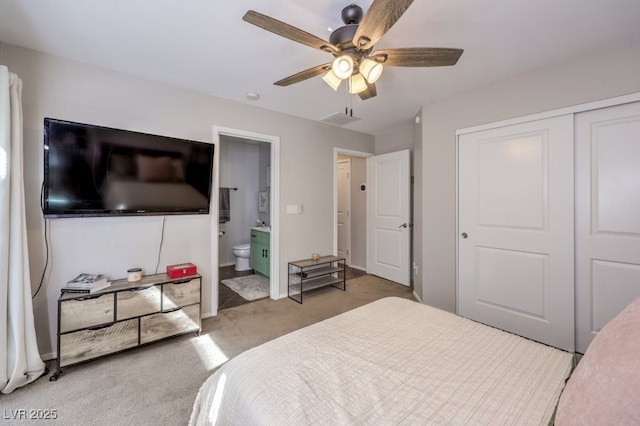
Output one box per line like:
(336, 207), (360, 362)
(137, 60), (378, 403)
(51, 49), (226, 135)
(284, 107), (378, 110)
(190, 297), (575, 425)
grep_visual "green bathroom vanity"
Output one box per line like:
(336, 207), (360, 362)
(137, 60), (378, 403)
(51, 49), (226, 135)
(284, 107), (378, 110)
(250, 227), (270, 277)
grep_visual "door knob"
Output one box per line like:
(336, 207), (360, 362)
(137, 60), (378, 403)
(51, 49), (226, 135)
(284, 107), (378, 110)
(399, 223), (408, 228)
(461, 232), (468, 239)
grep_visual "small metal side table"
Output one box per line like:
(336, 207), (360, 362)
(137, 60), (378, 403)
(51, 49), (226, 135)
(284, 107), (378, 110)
(287, 256), (346, 303)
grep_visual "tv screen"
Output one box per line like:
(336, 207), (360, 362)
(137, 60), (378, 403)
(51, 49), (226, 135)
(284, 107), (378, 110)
(43, 118), (214, 218)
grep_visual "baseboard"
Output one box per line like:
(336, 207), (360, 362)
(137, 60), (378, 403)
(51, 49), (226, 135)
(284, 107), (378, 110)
(348, 264), (366, 272)
(412, 290), (423, 303)
(219, 262), (235, 268)
(41, 351), (56, 361)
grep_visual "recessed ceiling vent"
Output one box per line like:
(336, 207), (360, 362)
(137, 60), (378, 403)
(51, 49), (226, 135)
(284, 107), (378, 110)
(320, 110), (361, 126)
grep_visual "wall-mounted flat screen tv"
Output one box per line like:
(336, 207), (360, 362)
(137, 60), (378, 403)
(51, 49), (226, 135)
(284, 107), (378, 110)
(43, 118), (214, 218)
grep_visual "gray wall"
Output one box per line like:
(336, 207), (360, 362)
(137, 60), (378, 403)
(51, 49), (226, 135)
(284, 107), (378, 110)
(1, 43), (374, 357)
(375, 123), (415, 154)
(420, 38), (640, 312)
(349, 156), (367, 270)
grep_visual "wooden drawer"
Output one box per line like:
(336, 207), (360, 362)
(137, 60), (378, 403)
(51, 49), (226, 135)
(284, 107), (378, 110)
(116, 285), (162, 321)
(140, 304), (200, 344)
(60, 319), (138, 367)
(162, 278), (200, 310)
(60, 293), (115, 333)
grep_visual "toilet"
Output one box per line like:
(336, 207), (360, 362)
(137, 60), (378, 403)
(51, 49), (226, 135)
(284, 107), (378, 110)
(232, 243), (251, 271)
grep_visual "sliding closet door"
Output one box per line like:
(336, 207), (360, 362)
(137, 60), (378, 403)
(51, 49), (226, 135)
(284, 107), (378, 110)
(458, 115), (574, 351)
(575, 101), (640, 354)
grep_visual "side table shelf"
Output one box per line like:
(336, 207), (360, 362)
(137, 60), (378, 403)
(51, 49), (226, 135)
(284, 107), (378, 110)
(288, 256), (346, 303)
(51, 273), (201, 381)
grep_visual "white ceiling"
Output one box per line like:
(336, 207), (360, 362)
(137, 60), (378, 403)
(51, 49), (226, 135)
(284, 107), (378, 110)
(1, 0), (639, 135)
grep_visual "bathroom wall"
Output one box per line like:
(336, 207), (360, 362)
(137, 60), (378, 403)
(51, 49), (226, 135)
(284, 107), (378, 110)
(257, 142), (271, 225)
(218, 137), (265, 266)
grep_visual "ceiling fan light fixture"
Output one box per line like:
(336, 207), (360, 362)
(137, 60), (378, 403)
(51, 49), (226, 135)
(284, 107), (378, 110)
(332, 55), (354, 79)
(360, 58), (383, 83)
(348, 73), (368, 94)
(322, 70), (342, 91)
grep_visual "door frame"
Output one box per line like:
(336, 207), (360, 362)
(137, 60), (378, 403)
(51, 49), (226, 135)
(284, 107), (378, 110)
(337, 158), (352, 266)
(333, 148), (373, 269)
(456, 116), (575, 351)
(208, 126), (280, 318)
(366, 149), (412, 286)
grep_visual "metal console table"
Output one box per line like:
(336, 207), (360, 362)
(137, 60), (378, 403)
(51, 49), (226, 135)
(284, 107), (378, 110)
(287, 256), (346, 303)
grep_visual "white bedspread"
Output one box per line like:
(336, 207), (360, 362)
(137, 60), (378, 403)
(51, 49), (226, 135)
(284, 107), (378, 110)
(190, 297), (573, 425)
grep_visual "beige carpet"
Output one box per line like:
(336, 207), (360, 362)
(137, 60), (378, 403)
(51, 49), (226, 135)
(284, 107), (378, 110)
(222, 274), (269, 300)
(2, 275), (414, 425)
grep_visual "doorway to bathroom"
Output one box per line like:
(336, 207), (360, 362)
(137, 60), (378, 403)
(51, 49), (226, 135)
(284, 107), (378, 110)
(211, 127), (280, 314)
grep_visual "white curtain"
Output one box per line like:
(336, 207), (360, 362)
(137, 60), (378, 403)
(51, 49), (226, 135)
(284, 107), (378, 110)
(0, 66), (46, 394)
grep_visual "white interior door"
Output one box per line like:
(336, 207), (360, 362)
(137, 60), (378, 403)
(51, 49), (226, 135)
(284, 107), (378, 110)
(337, 159), (351, 265)
(575, 101), (640, 353)
(367, 149), (410, 286)
(458, 115), (575, 351)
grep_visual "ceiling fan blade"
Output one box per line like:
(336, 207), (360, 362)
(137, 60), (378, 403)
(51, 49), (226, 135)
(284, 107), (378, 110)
(353, 0), (414, 50)
(358, 83), (377, 100)
(243, 10), (339, 54)
(371, 48), (463, 67)
(274, 63), (332, 86)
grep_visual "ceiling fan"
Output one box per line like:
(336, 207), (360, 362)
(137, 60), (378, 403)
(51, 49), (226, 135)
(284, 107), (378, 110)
(242, 0), (463, 100)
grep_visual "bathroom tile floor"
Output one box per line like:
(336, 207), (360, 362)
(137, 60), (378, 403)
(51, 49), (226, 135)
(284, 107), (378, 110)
(218, 265), (255, 310)
(218, 265), (368, 310)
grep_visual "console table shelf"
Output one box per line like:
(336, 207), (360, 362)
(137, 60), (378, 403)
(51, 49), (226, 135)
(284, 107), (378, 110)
(51, 272), (201, 381)
(288, 256), (345, 303)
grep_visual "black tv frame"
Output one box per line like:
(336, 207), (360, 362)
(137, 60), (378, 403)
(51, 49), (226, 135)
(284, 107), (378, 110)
(42, 118), (214, 218)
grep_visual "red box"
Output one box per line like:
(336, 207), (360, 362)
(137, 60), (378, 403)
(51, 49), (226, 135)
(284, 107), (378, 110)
(166, 262), (197, 279)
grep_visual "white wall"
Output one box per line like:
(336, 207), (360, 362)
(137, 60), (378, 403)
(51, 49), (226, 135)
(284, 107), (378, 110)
(1, 43), (374, 357)
(421, 38), (640, 312)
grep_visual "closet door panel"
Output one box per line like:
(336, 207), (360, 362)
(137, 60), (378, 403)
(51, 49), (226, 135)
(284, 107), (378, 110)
(575, 101), (640, 353)
(591, 260), (640, 331)
(458, 115), (574, 351)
